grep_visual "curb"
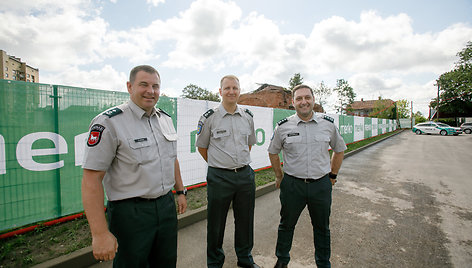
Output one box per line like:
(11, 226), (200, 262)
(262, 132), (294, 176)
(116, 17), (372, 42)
(33, 129), (404, 268)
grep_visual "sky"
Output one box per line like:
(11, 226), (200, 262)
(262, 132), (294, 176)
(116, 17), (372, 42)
(1, 0), (471, 116)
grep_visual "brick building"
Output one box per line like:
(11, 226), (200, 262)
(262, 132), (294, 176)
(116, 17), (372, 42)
(238, 83), (324, 112)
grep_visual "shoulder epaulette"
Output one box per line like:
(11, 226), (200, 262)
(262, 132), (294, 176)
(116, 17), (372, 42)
(102, 107), (123, 118)
(322, 115), (334, 123)
(277, 118), (288, 126)
(203, 109), (214, 119)
(158, 108), (171, 117)
(244, 109), (253, 117)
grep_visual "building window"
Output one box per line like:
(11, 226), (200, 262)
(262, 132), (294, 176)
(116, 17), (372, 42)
(5, 73), (8, 78)
(27, 74), (30, 78)
(5, 67), (7, 71)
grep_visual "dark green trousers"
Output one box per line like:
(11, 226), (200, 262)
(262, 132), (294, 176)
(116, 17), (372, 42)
(276, 173), (332, 268)
(107, 191), (177, 268)
(206, 165), (255, 268)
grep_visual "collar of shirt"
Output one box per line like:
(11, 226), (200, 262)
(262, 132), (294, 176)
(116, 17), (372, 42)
(294, 112), (318, 125)
(128, 100), (158, 119)
(218, 103), (243, 117)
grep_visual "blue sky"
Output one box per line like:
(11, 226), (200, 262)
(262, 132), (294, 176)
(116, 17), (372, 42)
(1, 0), (471, 116)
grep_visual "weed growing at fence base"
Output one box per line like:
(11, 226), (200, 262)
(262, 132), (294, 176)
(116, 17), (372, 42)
(0, 130), (400, 267)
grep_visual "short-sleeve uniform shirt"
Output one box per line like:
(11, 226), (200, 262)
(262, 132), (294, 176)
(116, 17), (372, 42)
(195, 104), (256, 169)
(82, 100), (177, 201)
(268, 113), (347, 179)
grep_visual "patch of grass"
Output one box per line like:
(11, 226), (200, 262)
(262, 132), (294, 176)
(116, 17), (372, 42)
(0, 130), (401, 267)
(0, 218), (91, 267)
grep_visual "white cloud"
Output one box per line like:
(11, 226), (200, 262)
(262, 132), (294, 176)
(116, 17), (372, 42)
(0, 0), (106, 71)
(1, 0), (470, 114)
(42, 65), (127, 92)
(161, 0), (242, 69)
(146, 0), (165, 7)
(305, 11), (472, 75)
(350, 73), (402, 96)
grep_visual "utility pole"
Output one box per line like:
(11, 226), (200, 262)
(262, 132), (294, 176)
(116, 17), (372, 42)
(436, 83), (440, 122)
(411, 101), (413, 128)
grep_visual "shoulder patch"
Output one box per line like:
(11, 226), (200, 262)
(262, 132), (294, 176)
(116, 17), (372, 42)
(158, 108), (171, 117)
(277, 118), (288, 126)
(203, 109), (214, 119)
(322, 115), (334, 123)
(102, 107), (122, 118)
(244, 109), (254, 117)
(87, 124), (105, 147)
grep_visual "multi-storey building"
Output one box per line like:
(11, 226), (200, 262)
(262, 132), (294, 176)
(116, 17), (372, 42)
(0, 50), (39, 82)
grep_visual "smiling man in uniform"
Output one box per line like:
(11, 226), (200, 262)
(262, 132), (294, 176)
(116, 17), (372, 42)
(82, 65), (187, 267)
(268, 84), (346, 268)
(196, 75), (259, 268)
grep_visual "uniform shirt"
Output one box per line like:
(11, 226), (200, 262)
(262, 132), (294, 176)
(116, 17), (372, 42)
(82, 100), (178, 201)
(268, 113), (347, 180)
(195, 104), (256, 169)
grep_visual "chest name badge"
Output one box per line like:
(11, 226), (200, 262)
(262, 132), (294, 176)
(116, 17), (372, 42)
(287, 132), (300, 137)
(87, 124), (105, 147)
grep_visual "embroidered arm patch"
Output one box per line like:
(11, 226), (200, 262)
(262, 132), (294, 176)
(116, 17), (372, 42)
(87, 124), (105, 147)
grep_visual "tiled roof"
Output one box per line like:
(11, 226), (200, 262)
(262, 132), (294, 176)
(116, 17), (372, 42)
(349, 99), (395, 110)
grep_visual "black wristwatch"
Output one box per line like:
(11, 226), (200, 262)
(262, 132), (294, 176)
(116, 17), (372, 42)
(176, 188), (187, 196)
(329, 172), (337, 180)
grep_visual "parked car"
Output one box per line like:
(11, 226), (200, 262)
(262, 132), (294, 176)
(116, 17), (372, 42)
(412, 122), (462, 136)
(460, 122), (472, 134)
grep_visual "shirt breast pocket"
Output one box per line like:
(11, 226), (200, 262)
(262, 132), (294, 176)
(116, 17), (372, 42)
(285, 135), (302, 154)
(313, 135), (330, 152)
(128, 137), (153, 164)
(163, 134), (178, 158)
(239, 129), (250, 145)
(212, 128), (231, 147)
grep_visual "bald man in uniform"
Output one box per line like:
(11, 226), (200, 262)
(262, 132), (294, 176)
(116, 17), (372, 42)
(196, 75), (260, 268)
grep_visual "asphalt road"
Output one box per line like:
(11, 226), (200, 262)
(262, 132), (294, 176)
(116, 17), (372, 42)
(92, 131), (472, 267)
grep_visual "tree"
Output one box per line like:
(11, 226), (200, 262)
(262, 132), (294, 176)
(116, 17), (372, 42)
(288, 73), (303, 90)
(434, 41), (472, 117)
(414, 111), (427, 123)
(369, 98), (409, 119)
(313, 81), (331, 108)
(369, 97), (395, 119)
(181, 84), (220, 102)
(333, 79), (356, 115)
(396, 99), (410, 118)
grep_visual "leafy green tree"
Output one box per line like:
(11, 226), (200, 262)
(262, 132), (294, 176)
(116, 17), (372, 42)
(181, 84), (220, 102)
(414, 111), (427, 123)
(313, 81), (331, 108)
(435, 41), (472, 117)
(369, 99), (410, 119)
(369, 97), (396, 119)
(396, 99), (410, 118)
(288, 73), (303, 90)
(333, 79), (356, 115)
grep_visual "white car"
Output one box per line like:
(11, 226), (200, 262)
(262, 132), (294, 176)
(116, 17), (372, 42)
(460, 122), (472, 134)
(412, 122), (462, 136)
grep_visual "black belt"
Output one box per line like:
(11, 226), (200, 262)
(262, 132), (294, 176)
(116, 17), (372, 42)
(110, 192), (168, 203)
(214, 165), (248, 173)
(288, 173), (328, 183)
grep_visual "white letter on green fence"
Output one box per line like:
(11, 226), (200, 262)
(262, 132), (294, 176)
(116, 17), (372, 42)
(16, 132), (68, 171)
(75, 132), (88, 166)
(0, 134), (5, 174)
